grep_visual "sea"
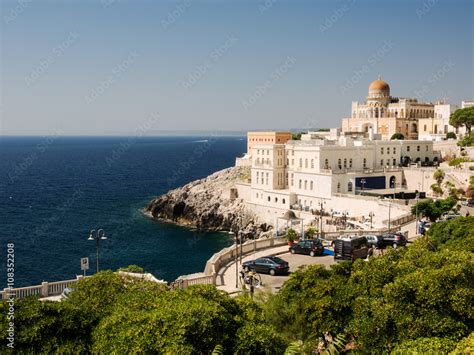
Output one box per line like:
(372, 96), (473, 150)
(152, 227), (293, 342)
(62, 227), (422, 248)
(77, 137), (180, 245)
(0, 136), (246, 288)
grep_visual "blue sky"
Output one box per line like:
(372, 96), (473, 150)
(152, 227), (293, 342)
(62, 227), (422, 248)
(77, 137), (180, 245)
(1, 0), (473, 135)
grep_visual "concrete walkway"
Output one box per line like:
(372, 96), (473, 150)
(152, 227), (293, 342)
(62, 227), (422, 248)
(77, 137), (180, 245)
(216, 245), (335, 294)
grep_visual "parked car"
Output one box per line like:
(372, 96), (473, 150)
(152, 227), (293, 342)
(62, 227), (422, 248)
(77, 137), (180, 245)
(334, 236), (368, 262)
(363, 235), (381, 248)
(290, 239), (325, 257)
(242, 256), (289, 276)
(378, 233), (407, 248)
(440, 211), (461, 221)
(467, 199), (474, 207)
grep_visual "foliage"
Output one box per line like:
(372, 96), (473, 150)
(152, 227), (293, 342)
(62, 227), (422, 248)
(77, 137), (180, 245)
(390, 133), (405, 140)
(118, 264), (144, 273)
(305, 227), (318, 239)
(233, 323), (287, 354)
(433, 168), (445, 184)
(446, 131), (457, 139)
(286, 228), (297, 242)
(458, 132), (474, 147)
(292, 132), (304, 140)
(391, 337), (458, 354)
(426, 216), (474, 252)
(450, 106), (474, 133)
(411, 198), (456, 221)
(431, 183), (443, 196)
(451, 332), (474, 354)
(449, 157), (471, 167)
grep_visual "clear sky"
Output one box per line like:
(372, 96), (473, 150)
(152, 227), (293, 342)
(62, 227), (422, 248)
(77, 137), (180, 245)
(1, 0), (473, 135)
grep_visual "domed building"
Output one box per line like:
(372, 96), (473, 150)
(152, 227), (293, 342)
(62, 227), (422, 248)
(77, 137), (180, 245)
(341, 77), (435, 140)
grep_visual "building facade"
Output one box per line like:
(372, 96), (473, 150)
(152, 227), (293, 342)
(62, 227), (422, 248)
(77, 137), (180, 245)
(249, 131), (438, 211)
(246, 131), (292, 155)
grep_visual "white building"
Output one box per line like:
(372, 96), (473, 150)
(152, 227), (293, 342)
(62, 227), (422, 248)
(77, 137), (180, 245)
(462, 100), (474, 109)
(418, 102), (464, 140)
(249, 131), (438, 211)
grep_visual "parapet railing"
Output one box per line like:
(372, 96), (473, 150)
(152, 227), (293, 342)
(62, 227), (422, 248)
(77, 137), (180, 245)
(1, 276), (85, 300)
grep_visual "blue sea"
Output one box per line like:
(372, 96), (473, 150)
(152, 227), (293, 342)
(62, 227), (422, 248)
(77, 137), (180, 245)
(0, 136), (246, 288)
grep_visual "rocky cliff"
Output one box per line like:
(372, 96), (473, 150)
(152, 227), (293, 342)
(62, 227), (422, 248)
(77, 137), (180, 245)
(145, 166), (272, 239)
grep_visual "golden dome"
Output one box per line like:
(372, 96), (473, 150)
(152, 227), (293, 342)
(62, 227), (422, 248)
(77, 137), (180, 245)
(369, 78), (390, 92)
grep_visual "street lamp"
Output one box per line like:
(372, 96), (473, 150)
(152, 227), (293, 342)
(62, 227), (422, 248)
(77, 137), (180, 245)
(369, 211), (375, 229)
(360, 178), (366, 195)
(318, 200), (326, 237)
(88, 229), (107, 273)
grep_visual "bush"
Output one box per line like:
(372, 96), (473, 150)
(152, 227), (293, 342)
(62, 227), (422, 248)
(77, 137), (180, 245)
(446, 132), (457, 139)
(392, 337), (457, 354)
(452, 332), (474, 354)
(391, 133), (404, 140)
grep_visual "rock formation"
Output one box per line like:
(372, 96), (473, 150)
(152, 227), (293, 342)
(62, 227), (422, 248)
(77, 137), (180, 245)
(145, 166), (272, 240)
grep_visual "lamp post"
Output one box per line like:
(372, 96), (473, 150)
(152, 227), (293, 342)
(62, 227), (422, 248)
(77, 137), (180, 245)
(360, 178), (366, 195)
(318, 200), (326, 237)
(369, 211), (375, 229)
(87, 229), (107, 273)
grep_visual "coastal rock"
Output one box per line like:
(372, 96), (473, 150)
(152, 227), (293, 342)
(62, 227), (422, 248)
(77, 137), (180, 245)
(145, 166), (271, 239)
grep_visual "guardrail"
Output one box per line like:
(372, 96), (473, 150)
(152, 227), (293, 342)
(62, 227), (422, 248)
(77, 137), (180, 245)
(1, 276), (85, 300)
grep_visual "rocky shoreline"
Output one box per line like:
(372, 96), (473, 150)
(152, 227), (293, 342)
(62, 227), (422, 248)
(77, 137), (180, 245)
(145, 166), (273, 240)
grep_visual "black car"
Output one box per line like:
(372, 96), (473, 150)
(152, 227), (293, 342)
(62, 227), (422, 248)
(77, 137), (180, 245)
(289, 239), (324, 257)
(242, 256), (289, 276)
(334, 236), (368, 262)
(378, 233), (407, 248)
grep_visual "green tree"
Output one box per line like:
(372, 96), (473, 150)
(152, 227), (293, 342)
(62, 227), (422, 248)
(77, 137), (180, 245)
(292, 132), (304, 140)
(411, 198), (456, 222)
(392, 337), (458, 354)
(458, 132), (474, 147)
(446, 131), (457, 139)
(451, 332), (474, 354)
(426, 216), (474, 251)
(286, 228), (297, 243)
(450, 106), (474, 134)
(305, 227), (318, 239)
(433, 168), (445, 184)
(390, 133), (405, 140)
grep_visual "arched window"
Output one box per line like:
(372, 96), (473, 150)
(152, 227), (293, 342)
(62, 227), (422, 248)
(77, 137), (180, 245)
(299, 158), (302, 168)
(282, 198), (286, 204)
(434, 125), (438, 134)
(363, 158), (367, 168)
(343, 158), (347, 168)
(338, 159), (342, 169)
(348, 181), (353, 192)
(304, 180), (307, 190)
(267, 196), (270, 202)
(324, 159), (329, 169)
(310, 181), (313, 190)
(275, 197), (278, 203)
(299, 180), (302, 189)
(389, 176), (396, 188)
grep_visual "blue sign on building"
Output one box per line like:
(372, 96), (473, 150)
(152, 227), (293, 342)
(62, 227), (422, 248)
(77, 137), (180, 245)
(355, 176), (386, 190)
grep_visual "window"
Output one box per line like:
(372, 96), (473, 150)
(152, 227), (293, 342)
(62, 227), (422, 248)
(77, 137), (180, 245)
(363, 158), (367, 168)
(417, 145), (420, 151)
(393, 158), (396, 166)
(265, 172), (269, 185)
(387, 159), (390, 166)
(337, 182), (341, 193)
(407, 146), (410, 152)
(338, 159), (342, 169)
(267, 196), (270, 202)
(380, 159), (384, 166)
(310, 181), (313, 190)
(291, 159), (294, 165)
(381, 147), (384, 154)
(343, 158), (347, 168)
(324, 159), (329, 168)
(348, 181), (353, 192)
(291, 173), (294, 186)
(311, 159), (314, 168)
(267, 150), (269, 155)
(299, 158), (302, 168)
(282, 198), (286, 204)
(393, 147), (396, 154)
(305, 159), (308, 168)
(349, 159), (353, 168)
(424, 124), (427, 132)
(304, 180), (307, 190)
(425, 146), (428, 151)
(299, 180), (302, 189)
(275, 197), (278, 203)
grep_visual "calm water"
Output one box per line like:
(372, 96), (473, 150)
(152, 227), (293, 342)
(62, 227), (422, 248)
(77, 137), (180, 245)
(0, 136), (245, 288)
